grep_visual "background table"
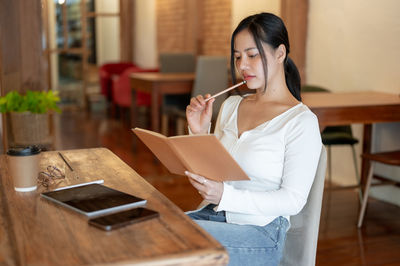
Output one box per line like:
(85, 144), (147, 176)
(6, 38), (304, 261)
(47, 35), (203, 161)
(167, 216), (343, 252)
(0, 148), (228, 265)
(130, 72), (194, 132)
(303, 91), (400, 189)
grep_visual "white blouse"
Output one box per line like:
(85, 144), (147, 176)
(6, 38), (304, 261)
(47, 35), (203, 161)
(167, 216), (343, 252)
(213, 95), (322, 226)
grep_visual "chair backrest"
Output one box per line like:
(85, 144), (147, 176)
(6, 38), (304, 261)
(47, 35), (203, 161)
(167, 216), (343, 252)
(159, 53), (196, 73)
(280, 146), (327, 266)
(192, 56), (228, 120)
(301, 85), (330, 93)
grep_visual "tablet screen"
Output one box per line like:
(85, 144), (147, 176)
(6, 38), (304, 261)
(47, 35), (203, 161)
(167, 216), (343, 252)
(89, 207), (159, 231)
(41, 183), (146, 217)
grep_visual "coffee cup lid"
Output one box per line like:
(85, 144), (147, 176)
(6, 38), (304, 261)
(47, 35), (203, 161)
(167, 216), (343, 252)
(7, 146), (41, 156)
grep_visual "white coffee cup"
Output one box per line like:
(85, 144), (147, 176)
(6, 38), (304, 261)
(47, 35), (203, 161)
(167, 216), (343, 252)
(7, 146), (41, 192)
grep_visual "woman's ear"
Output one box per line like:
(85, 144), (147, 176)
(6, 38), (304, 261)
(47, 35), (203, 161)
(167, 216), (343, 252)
(276, 44), (286, 63)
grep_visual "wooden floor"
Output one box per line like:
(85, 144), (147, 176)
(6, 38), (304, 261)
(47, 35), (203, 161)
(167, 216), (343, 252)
(53, 107), (400, 266)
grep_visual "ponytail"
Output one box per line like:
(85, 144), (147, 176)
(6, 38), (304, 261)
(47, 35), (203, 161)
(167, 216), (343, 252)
(284, 57), (301, 101)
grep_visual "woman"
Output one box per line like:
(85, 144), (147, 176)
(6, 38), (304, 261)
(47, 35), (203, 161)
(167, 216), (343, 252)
(185, 13), (322, 266)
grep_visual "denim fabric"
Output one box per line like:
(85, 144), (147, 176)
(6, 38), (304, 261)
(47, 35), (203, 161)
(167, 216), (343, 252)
(187, 204), (289, 266)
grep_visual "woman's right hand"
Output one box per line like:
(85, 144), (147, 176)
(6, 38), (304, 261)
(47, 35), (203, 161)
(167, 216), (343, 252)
(186, 94), (215, 134)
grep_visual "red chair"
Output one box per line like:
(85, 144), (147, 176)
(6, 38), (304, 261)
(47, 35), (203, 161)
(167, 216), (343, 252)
(99, 62), (136, 101)
(112, 66), (159, 124)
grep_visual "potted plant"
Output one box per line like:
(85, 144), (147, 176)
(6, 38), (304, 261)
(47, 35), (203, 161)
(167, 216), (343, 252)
(0, 90), (61, 146)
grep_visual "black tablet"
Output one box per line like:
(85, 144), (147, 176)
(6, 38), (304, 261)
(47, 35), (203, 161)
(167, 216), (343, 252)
(89, 207), (159, 231)
(41, 183), (147, 218)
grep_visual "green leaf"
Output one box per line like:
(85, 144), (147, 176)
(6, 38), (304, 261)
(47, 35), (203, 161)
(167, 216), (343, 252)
(0, 90), (61, 114)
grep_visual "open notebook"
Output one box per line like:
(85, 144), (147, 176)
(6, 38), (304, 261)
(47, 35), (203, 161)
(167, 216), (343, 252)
(41, 183), (146, 218)
(132, 128), (249, 181)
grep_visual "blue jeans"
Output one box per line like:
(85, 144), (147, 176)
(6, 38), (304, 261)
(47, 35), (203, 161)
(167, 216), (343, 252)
(187, 204), (289, 266)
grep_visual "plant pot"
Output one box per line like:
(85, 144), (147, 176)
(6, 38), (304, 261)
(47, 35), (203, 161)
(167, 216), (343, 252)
(10, 112), (50, 146)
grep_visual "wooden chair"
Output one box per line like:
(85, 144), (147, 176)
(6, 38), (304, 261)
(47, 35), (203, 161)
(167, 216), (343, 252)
(279, 146), (327, 266)
(357, 150), (400, 228)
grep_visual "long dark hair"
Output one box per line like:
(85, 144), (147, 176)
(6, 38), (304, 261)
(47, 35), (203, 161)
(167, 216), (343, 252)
(230, 12), (301, 101)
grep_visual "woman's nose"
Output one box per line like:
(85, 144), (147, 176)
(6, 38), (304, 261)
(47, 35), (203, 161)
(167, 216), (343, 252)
(238, 58), (248, 70)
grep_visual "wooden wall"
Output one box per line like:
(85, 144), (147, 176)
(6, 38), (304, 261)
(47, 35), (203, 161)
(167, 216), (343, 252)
(280, 0), (308, 84)
(120, 0), (134, 61)
(0, 0), (46, 94)
(0, 0), (46, 151)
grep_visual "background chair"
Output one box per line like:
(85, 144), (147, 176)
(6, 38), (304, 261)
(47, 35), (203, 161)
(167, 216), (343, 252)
(99, 62), (136, 101)
(280, 146), (327, 266)
(159, 53), (197, 128)
(161, 56), (228, 135)
(112, 66), (159, 125)
(357, 150), (400, 227)
(159, 53), (196, 73)
(302, 85), (361, 199)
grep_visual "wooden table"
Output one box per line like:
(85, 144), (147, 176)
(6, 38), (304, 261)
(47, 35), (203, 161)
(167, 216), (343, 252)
(303, 91), (400, 189)
(130, 72), (195, 132)
(0, 148), (228, 265)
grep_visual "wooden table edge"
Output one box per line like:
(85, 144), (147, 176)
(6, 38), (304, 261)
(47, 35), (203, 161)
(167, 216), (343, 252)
(102, 247), (228, 266)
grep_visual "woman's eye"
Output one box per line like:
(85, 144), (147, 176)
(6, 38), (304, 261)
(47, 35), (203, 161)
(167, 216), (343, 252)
(235, 56), (241, 60)
(248, 53), (258, 58)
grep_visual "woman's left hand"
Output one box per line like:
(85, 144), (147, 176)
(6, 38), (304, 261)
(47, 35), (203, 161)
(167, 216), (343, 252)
(185, 171), (224, 204)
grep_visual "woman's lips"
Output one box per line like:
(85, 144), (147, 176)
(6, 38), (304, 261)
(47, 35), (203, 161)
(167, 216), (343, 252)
(243, 75), (255, 81)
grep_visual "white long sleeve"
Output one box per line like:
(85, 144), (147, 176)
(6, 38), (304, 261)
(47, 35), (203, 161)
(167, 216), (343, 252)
(213, 96), (322, 226)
